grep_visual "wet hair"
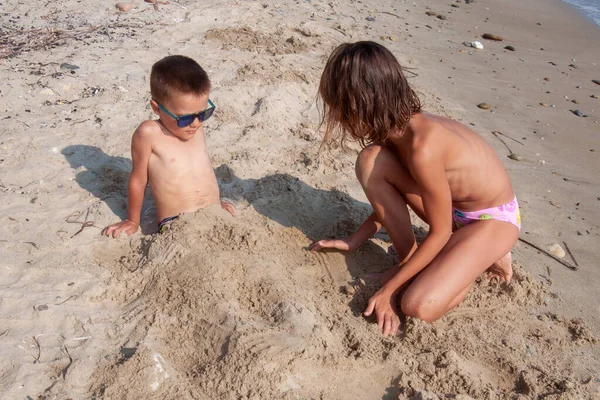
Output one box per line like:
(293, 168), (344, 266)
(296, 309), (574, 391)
(318, 41), (421, 148)
(150, 55), (210, 102)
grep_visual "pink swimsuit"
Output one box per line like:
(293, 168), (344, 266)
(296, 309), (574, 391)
(452, 196), (521, 230)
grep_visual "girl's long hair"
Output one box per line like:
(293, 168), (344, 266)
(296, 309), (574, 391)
(318, 41), (421, 148)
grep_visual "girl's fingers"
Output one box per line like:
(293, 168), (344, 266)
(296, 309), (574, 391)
(364, 297), (376, 317)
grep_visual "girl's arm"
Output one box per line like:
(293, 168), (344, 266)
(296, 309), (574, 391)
(310, 212), (382, 252)
(104, 125), (153, 237)
(365, 144), (453, 334)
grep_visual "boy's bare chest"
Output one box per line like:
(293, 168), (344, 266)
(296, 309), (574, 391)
(150, 137), (211, 177)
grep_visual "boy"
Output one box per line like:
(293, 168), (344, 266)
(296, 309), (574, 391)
(104, 55), (234, 237)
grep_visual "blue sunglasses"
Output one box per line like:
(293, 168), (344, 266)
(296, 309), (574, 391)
(153, 98), (216, 127)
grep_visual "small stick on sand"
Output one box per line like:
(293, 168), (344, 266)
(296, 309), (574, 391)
(60, 346), (73, 379)
(0, 239), (39, 250)
(32, 336), (41, 364)
(491, 131), (514, 154)
(518, 237), (578, 271)
(562, 241), (579, 267)
(492, 130), (524, 146)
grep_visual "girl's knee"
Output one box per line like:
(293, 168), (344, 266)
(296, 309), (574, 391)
(355, 145), (396, 185)
(401, 294), (444, 323)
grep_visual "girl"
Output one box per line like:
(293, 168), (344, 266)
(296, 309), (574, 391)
(310, 42), (521, 336)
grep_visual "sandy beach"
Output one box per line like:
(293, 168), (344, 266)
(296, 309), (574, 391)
(1, 0), (599, 398)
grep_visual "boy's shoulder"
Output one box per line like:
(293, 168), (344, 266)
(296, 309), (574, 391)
(134, 120), (162, 140)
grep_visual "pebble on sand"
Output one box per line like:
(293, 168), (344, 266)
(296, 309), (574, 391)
(571, 109), (587, 117)
(544, 77), (551, 81)
(116, 2), (134, 12)
(547, 243), (566, 259)
(425, 11), (437, 16)
(477, 102), (491, 109)
(592, 79), (600, 85)
(504, 45), (515, 51)
(482, 33), (503, 41)
(508, 153), (523, 161)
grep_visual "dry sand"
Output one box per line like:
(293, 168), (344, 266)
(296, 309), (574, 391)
(0, 0), (599, 399)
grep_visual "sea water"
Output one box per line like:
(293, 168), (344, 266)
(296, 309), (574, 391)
(562, 0), (600, 25)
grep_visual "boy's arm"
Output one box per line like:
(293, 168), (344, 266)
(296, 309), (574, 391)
(126, 126), (153, 223)
(309, 212), (381, 252)
(104, 124), (153, 237)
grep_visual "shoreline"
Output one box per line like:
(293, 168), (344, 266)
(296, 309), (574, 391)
(561, 0), (600, 27)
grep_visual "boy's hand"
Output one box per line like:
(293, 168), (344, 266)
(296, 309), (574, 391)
(103, 220), (139, 238)
(309, 238), (354, 252)
(221, 200), (236, 216)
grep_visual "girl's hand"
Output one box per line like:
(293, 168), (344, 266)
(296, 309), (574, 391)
(221, 200), (236, 216)
(103, 220), (139, 238)
(309, 238), (354, 252)
(364, 288), (401, 336)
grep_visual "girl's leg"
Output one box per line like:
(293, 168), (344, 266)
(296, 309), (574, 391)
(400, 220), (519, 322)
(354, 145), (426, 263)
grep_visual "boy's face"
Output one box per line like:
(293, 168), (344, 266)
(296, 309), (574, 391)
(151, 91), (210, 141)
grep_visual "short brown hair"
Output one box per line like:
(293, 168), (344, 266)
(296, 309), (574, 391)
(318, 41), (421, 148)
(150, 55), (211, 102)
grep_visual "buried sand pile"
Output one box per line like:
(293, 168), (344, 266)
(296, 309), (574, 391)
(88, 174), (597, 399)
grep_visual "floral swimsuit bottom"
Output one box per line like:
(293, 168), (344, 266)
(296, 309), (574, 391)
(452, 196), (521, 231)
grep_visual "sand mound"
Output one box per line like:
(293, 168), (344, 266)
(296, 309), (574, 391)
(205, 26), (324, 55)
(87, 175), (598, 399)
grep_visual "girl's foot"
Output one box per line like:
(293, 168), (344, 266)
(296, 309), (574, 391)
(487, 252), (513, 283)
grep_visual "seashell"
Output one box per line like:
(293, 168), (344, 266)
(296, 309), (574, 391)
(592, 79), (600, 85)
(544, 77), (550, 81)
(571, 109), (587, 117)
(546, 243), (566, 259)
(426, 11), (437, 16)
(540, 103), (549, 107)
(508, 153), (523, 161)
(477, 102), (491, 109)
(116, 2), (134, 12)
(482, 33), (503, 41)
(472, 41), (483, 49)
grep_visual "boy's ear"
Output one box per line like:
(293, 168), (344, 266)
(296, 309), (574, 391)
(150, 99), (160, 115)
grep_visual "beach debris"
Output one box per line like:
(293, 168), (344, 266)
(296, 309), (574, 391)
(115, 3), (134, 12)
(60, 63), (79, 71)
(508, 153), (523, 161)
(437, 15), (447, 20)
(477, 102), (491, 109)
(546, 243), (566, 259)
(592, 80), (600, 85)
(544, 77), (550, 81)
(466, 0), (473, 4)
(452, 4), (459, 8)
(571, 99), (579, 104)
(482, 33), (503, 41)
(504, 45), (516, 51)
(540, 103), (549, 107)
(365, 16), (376, 22)
(562, 241), (579, 267)
(35, 304), (49, 311)
(492, 130), (524, 145)
(549, 62), (557, 66)
(463, 41), (483, 49)
(591, 95), (599, 99)
(568, 64), (578, 69)
(425, 11), (437, 16)
(571, 109), (587, 117)
(518, 238), (578, 271)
